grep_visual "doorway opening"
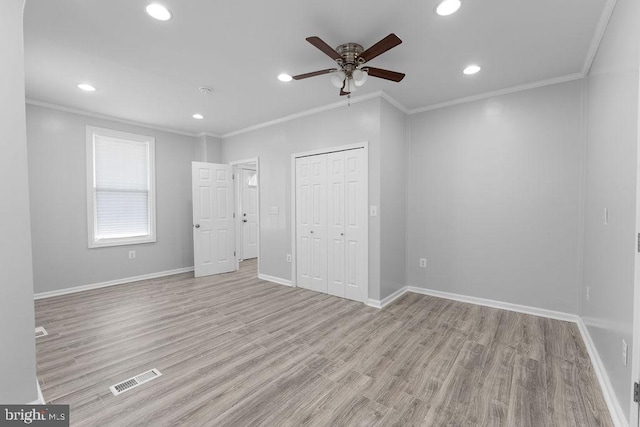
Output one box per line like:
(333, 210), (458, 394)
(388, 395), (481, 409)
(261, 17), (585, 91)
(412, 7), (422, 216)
(231, 158), (260, 276)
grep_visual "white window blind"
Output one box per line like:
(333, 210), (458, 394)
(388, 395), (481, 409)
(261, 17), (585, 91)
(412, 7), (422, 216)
(87, 127), (156, 248)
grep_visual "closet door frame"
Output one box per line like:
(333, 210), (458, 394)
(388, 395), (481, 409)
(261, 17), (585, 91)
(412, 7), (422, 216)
(291, 142), (369, 303)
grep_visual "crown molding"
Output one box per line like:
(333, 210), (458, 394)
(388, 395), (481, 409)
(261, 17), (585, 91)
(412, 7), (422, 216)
(408, 73), (585, 115)
(25, 99), (200, 138)
(582, 0), (617, 76)
(222, 91), (384, 139)
(196, 131), (223, 139)
(380, 91), (409, 114)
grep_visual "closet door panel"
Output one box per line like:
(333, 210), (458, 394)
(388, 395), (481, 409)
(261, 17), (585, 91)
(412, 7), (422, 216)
(308, 154), (328, 293)
(295, 157), (312, 290)
(327, 152), (345, 297)
(344, 149), (367, 302)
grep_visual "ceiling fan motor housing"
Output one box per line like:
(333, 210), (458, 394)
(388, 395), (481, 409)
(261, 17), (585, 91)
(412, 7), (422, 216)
(336, 43), (364, 75)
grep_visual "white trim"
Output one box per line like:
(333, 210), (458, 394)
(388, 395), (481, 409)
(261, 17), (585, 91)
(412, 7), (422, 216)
(291, 143), (369, 304)
(26, 99), (198, 138)
(85, 126), (157, 249)
(366, 286), (408, 309)
(576, 319), (627, 427)
(407, 286), (578, 322)
(408, 73), (585, 115)
(33, 266), (194, 300)
(380, 91), (409, 114)
(196, 131), (223, 139)
(223, 92), (383, 138)
(582, 0), (618, 76)
(29, 380), (45, 405)
(258, 274), (292, 287)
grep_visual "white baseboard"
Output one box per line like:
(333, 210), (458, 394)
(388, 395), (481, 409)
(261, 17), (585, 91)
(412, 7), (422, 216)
(33, 267), (194, 300)
(367, 286), (408, 309)
(406, 286), (578, 322)
(575, 318), (627, 427)
(367, 285), (625, 426)
(258, 274), (292, 287)
(29, 379), (45, 405)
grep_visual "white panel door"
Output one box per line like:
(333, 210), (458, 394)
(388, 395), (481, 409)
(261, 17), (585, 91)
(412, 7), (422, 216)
(296, 155), (328, 292)
(240, 168), (258, 259)
(327, 152), (346, 298)
(192, 162), (236, 277)
(342, 149), (367, 302)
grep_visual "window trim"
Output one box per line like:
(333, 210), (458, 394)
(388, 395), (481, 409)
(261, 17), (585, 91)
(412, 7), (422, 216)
(86, 126), (157, 248)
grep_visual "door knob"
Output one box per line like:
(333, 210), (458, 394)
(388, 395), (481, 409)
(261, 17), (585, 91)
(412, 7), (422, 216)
(243, 219), (248, 223)
(310, 230), (314, 234)
(194, 224), (200, 228)
(340, 233), (344, 236)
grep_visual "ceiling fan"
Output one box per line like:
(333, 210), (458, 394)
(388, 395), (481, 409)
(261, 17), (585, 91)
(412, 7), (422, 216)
(292, 33), (406, 97)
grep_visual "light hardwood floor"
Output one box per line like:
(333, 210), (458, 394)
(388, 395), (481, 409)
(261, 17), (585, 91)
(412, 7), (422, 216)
(35, 259), (612, 426)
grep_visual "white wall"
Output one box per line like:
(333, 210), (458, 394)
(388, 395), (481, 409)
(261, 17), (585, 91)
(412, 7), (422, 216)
(407, 80), (585, 314)
(582, 0), (640, 420)
(0, 0), (38, 403)
(222, 98), (384, 299)
(26, 105), (198, 294)
(380, 98), (408, 297)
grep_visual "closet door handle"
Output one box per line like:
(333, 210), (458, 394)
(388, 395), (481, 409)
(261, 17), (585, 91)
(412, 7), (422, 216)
(194, 224), (200, 228)
(310, 230), (314, 234)
(340, 233), (344, 236)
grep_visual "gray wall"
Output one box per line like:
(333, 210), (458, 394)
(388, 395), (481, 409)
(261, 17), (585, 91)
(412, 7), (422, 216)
(0, 0), (38, 403)
(380, 98), (408, 298)
(222, 98), (384, 300)
(582, 0), (640, 419)
(26, 105), (198, 294)
(407, 81), (585, 314)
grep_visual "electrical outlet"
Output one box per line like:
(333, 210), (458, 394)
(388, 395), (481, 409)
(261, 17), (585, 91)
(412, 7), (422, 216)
(128, 250), (136, 259)
(419, 258), (427, 268)
(585, 286), (590, 301)
(622, 339), (628, 366)
(286, 254), (292, 263)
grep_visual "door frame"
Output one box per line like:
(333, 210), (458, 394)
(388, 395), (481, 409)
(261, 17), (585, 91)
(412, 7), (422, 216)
(290, 142), (369, 302)
(230, 158), (260, 274)
(631, 135), (640, 426)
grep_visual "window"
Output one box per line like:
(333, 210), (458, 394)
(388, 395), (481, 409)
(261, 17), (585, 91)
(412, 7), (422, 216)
(86, 126), (156, 248)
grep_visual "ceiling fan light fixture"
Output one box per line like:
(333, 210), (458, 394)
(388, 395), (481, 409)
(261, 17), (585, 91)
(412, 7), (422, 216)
(352, 69), (368, 87)
(146, 3), (171, 21)
(344, 78), (358, 94)
(330, 71), (346, 88)
(435, 0), (461, 16)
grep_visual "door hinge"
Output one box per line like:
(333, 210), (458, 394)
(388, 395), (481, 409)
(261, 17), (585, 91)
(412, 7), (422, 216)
(637, 233), (640, 253)
(233, 212), (236, 218)
(635, 382), (640, 403)
(234, 251), (236, 257)
(232, 174), (235, 179)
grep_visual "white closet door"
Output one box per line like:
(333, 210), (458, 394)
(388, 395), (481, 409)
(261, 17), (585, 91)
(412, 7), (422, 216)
(327, 152), (346, 298)
(296, 155), (328, 292)
(343, 149), (367, 302)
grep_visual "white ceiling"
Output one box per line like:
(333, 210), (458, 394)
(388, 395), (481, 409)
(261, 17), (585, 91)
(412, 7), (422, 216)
(24, 0), (609, 136)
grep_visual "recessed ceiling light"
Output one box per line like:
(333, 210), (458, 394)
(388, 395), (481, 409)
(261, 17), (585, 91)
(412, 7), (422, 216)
(463, 64), (481, 75)
(192, 114), (204, 120)
(436, 0), (461, 16)
(77, 83), (96, 92)
(146, 4), (171, 21)
(278, 73), (293, 82)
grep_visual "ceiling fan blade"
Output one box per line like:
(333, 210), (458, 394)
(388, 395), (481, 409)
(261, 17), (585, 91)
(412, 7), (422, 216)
(292, 69), (336, 80)
(365, 67), (406, 82)
(359, 33), (402, 63)
(306, 36), (342, 61)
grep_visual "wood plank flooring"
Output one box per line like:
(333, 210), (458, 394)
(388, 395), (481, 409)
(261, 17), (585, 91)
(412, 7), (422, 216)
(34, 259), (612, 426)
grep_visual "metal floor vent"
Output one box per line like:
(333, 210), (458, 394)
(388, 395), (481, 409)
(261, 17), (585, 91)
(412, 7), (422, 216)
(35, 327), (48, 338)
(109, 369), (162, 396)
